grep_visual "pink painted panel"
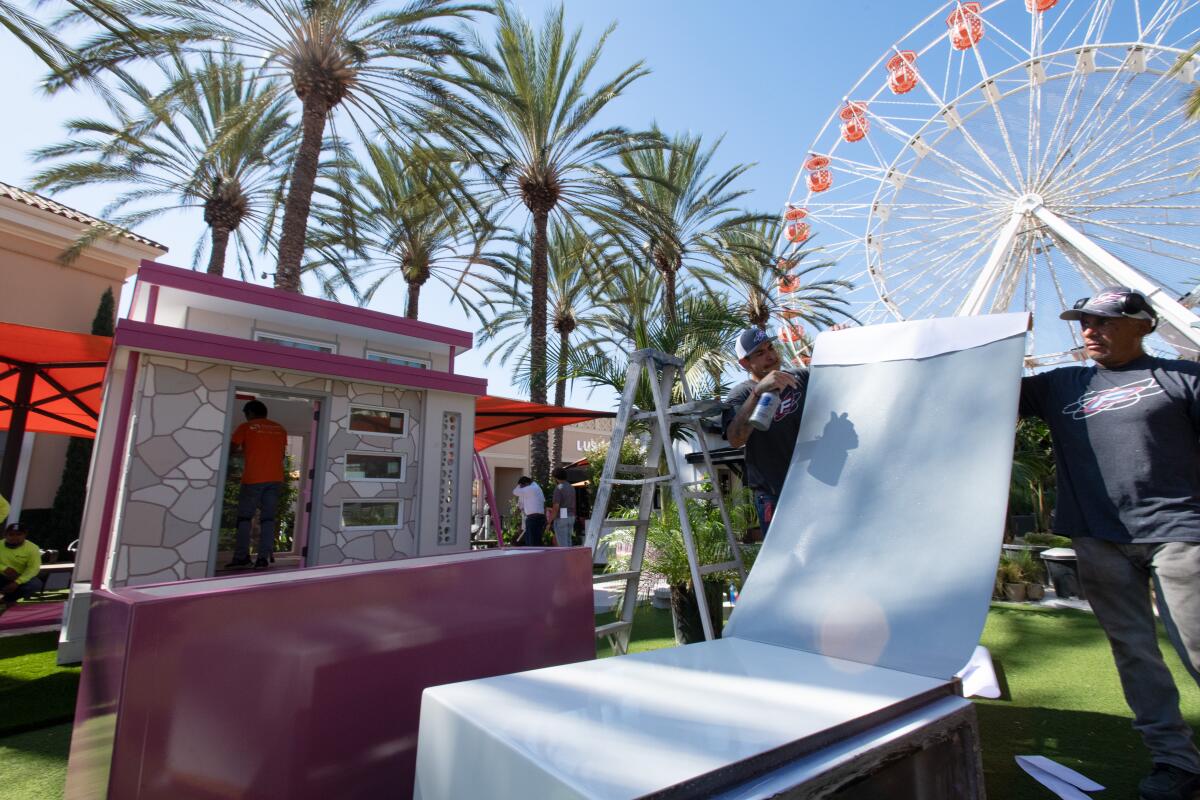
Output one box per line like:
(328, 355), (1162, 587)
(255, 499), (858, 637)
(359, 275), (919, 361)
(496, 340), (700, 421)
(136, 260), (474, 350)
(114, 320), (488, 396)
(65, 548), (594, 800)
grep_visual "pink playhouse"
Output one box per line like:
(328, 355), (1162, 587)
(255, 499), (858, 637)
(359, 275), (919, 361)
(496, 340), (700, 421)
(60, 261), (596, 799)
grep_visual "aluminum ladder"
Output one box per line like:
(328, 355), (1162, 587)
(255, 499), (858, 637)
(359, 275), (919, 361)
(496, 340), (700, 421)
(583, 348), (747, 655)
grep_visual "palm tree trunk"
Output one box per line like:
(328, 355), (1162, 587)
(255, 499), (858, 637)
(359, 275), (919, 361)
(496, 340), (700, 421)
(551, 327), (568, 469)
(275, 96), (329, 293)
(207, 226), (230, 276)
(529, 208), (551, 485)
(406, 281), (421, 319)
(662, 266), (677, 323)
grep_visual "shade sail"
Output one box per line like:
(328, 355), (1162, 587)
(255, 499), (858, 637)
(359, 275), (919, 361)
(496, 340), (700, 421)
(474, 396), (614, 451)
(0, 322), (111, 438)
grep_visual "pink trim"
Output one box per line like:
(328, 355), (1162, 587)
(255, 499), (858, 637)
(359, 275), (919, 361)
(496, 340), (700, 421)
(474, 450), (503, 548)
(137, 260), (473, 351)
(92, 350), (140, 587)
(146, 285), (159, 324)
(114, 320), (488, 396)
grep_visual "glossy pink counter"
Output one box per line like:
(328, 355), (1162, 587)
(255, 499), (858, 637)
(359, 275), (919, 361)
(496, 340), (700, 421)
(64, 548), (594, 800)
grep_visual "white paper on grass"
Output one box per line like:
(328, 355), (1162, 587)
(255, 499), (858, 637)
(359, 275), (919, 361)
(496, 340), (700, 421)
(726, 316), (1028, 680)
(1016, 755), (1104, 799)
(955, 646), (1001, 699)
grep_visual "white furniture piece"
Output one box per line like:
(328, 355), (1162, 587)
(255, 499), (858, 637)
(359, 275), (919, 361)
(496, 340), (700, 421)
(415, 314), (1029, 799)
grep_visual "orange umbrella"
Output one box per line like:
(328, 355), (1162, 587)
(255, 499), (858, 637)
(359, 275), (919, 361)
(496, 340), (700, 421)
(0, 322), (111, 497)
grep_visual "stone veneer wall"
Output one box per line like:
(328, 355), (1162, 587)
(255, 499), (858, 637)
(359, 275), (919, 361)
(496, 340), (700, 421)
(112, 358), (421, 586)
(318, 383), (422, 565)
(113, 357), (232, 586)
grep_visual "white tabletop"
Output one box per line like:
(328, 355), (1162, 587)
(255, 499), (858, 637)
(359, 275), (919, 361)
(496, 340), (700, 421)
(414, 637), (951, 800)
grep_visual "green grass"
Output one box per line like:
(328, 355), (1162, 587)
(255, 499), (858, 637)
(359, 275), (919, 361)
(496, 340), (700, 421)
(2, 604), (1197, 799)
(977, 605), (1200, 799)
(0, 723), (72, 798)
(0, 632), (80, 737)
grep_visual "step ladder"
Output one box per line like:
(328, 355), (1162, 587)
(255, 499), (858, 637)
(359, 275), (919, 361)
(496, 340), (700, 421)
(583, 349), (747, 655)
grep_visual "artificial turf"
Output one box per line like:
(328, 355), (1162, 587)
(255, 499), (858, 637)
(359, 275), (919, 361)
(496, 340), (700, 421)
(0, 631), (80, 738)
(1, 604), (1197, 798)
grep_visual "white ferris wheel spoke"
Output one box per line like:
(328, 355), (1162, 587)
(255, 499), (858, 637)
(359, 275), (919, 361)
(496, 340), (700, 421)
(783, 0), (1200, 363)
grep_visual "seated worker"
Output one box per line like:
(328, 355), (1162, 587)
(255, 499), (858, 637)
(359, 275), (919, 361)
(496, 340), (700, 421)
(1, 522), (43, 616)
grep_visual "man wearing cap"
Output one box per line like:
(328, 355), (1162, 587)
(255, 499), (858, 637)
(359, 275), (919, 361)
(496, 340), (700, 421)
(1, 523), (43, 616)
(1021, 286), (1200, 800)
(722, 327), (810, 538)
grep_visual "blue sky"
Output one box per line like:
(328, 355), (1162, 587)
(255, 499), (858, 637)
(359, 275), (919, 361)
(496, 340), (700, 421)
(0, 1), (1164, 404)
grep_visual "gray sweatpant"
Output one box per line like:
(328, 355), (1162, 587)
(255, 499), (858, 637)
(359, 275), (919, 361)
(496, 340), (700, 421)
(1073, 538), (1200, 773)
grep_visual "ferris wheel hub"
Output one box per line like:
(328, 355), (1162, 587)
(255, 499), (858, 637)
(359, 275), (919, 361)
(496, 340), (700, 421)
(1014, 193), (1044, 214)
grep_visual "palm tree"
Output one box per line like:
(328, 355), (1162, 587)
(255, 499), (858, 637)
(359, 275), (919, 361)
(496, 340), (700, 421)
(2, 0), (141, 83)
(431, 0), (655, 483)
(477, 221), (610, 467)
(604, 128), (774, 321)
(713, 222), (852, 335)
(54, 0), (487, 292)
(30, 48), (294, 277)
(574, 265), (745, 427)
(312, 142), (504, 318)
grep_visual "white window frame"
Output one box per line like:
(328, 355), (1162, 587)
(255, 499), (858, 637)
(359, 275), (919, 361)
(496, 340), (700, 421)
(365, 349), (431, 370)
(343, 451), (408, 483)
(255, 331), (337, 354)
(347, 403), (409, 438)
(339, 499), (404, 530)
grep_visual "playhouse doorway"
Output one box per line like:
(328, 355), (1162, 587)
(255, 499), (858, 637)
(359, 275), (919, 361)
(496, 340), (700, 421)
(215, 389), (323, 575)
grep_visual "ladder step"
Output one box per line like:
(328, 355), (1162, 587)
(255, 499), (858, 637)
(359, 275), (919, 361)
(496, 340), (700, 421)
(699, 561), (741, 576)
(613, 464), (659, 476)
(684, 490), (718, 501)
(607, 475), (674, 486)
(600, 518), (649, 529)
(594, 570), (641, 584)
(595, 620), (635, 639)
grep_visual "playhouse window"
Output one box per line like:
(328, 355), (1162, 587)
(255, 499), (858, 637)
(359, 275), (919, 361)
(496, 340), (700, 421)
(256, 332), (336, 354)
(348, 405), (408, 437)
(365, 350), (430, 370)
(345, 452), (407, 482)
(341, 500), (402, 529)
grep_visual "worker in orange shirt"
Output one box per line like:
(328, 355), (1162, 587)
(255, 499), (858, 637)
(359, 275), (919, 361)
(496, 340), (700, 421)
(227, 400), (288, 570)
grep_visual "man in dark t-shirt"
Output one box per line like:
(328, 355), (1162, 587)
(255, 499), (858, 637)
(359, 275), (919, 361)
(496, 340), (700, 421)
(1020, 286), (1200, 800)
(721, 327), (809, 537)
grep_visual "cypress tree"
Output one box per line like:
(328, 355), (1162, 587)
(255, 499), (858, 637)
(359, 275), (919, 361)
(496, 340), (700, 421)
(47, 289), (115, 555)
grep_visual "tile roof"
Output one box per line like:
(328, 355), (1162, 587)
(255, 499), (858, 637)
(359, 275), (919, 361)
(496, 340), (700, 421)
(0, 180), (167, 251)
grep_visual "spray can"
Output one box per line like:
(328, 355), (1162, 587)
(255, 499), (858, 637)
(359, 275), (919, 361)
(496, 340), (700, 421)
(748, 391), (779, 431)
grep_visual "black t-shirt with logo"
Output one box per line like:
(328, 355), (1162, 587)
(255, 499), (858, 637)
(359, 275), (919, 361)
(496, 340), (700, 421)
(722, 368), (810, 497)
(1020, 355), (1200, 543)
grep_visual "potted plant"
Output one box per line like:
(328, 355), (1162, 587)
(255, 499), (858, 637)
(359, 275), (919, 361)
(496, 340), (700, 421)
(604, 491), (751, 644)
(997, 554), (1027, 602)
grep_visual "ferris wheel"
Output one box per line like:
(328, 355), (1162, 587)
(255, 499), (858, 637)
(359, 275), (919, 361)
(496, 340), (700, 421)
(776, 0), (1200, 368)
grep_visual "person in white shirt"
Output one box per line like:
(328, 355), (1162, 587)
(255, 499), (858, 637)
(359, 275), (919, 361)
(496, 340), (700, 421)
(512, 476), (547, 546)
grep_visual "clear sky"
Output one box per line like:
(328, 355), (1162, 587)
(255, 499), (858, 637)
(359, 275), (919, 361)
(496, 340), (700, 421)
(1, 2), (1168, 404)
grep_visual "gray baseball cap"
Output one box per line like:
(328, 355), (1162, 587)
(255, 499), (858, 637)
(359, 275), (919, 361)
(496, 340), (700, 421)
(1060, 286), (1156, 322)
(735, 327), (774, 360)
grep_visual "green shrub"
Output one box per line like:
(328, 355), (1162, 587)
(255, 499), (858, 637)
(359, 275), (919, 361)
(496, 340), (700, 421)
(1020, 532), (1071, 548)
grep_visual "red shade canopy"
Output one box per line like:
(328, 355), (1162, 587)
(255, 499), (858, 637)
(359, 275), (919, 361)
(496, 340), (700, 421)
(0, 322), (111, 438)
(474, 396), (615, 451)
